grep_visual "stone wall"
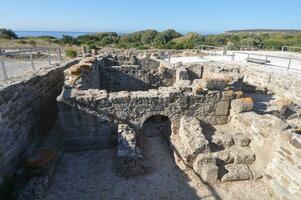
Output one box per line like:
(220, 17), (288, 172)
(98, 57), (175, 92)
(58, 87), (233, 130)
(0, 60), (78, 183)
(230, 112), (301, 199)
(242, 65), (301, 104)
(58, 103), (117, 151)
(57, 55), (238, 151)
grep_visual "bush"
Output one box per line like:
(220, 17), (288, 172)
(66, 48), (77, 58)
(140, 29), (158, 44)
(0, 28), (18, 39)
(137, 45), (149, 50)
(28, 40), (37, 46)
(16, 40), (27, 44)
(36, 35), (57, 40)
(61, 35), (78, 45)
(154, 29), (182, 45)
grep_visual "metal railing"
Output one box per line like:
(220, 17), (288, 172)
(0, 47), (63, 81)
(231, 51), (300, 72)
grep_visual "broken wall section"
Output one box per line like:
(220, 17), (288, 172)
(0, 60), (78, 184)
(230, 111), (301, 199)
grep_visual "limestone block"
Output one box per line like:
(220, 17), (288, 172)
(235, 91), (244, 99)
(179, 116), (209, 155)
(212, 150), (234, 164)
(212, 132), (234, 148)
(222, 90), (236, 100)
(230, 97), (254, 114)
(232, 133), (251, 147)
(201, 77), (231, 90)
(221, 164), (252, 182)
(215, 101), (230, 116)
(273, 98), (294, 111)
(229, 146), (256, 165)
(193, 153), (219, 183)
(171, 134), (196, 167)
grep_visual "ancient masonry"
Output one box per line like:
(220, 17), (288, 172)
(0, 49), (301, 199)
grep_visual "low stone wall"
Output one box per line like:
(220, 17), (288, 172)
(242, 65), (301, 104)
(0, 60), (78, 183)
(230, 112), (301, 199)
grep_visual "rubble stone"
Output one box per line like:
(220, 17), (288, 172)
(232, 133), (251, 147)
(221, 164), (253, 182)
(193, 153), (219, 184)
(179, 116), (210, 155)
(230, 97), (254, 113)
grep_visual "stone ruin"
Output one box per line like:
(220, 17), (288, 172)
(0, 49), (301, 199)
(55, 52), (263, 183)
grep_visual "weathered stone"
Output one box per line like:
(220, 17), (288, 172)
(221, 164), (252, 182)
(201, 77), (231, 90)
(193, 153), (219, 183)
(235, 91), (244, 99)
(176, 67), (189, 81)
(212, 150), (234, 164)
(116, 124), (145, 177)
(212, 132), (234, 148)
(229, 147), (256, 165)
(232, 133), (251, 147)
(0, 59), (78, 182)
(179, 116), (209, 155)
(230, 97), (254, 113)
(289, 138), (301, 149)
(192, 79), (204, 95)
(215, 101), (230, 116)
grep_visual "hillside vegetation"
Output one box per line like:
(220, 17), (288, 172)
(1, 28), (301, 51)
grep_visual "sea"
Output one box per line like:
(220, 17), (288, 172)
(15, 31), (97, 38)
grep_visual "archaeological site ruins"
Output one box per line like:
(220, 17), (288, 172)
(0, 49), (301, 199)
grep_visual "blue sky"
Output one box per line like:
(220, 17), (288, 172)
(1, 0), (300, 33)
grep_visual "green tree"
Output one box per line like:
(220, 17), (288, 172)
(0, 28), (18, 39)
(154, 29), (182, 45)
(140, 29), (158, 44)
(61, 35), (78, 45)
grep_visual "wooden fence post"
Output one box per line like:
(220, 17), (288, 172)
(0, 56), (8, 80)
(30, 50), (35, 70)
(48, 49), (51, 65)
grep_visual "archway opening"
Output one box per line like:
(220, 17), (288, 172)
(142, 115), (171, 139)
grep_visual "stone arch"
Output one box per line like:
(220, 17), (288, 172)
(142, 114), (172, 139)
(139, 110), (172, 127)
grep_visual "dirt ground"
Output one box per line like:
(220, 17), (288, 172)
(44, 133), (276, 200)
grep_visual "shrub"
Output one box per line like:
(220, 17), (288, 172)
(137, 45), (149, 50)
(36, 35), (57, 40)
(154, 29), (182, 45)
(16, 40), (27, 44)
(66, 48), (77, 58)
(61, 35), (78, 45)
(140, 29), (158, 44)
(28, 40), (37, 46)
(99, 35), (119, 46)
(0, 28), (18, 39)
